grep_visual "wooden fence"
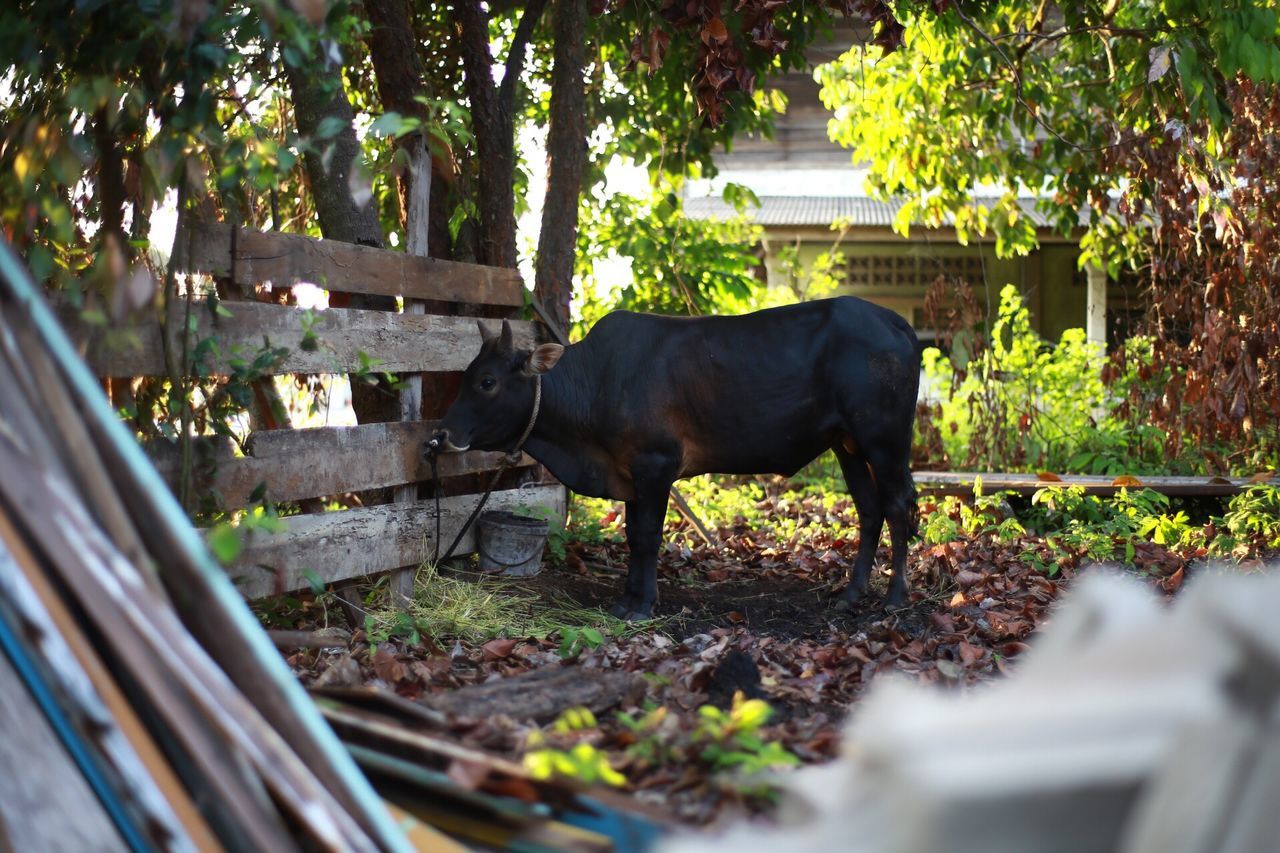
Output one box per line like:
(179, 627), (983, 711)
(61, 222), (565, 601)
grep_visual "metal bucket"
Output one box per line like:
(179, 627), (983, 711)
(476, 510), (548, 576)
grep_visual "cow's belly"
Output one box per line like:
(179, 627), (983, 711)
(678, 429), (833, 479)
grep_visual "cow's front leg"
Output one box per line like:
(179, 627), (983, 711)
(611, 494), (668, 620)
(611, 454), (676, 621)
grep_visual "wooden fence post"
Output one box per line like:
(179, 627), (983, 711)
(390, 141), (432, 609)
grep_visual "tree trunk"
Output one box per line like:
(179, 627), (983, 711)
(534, 0), (589, 337)
(454, 0), (516, 268)
(363, 0), (456, 259)
(93, 107), (127, 248)
(453, 0), (547, 269)
(284, 53), (399, 425)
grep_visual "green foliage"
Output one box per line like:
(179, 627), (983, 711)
(582, 10), (835, 185)
(918, 483), (1280, 575)
(773, 242), (848, 303)
(692, 694), (800, 776)
(564, 496), (627, 549)
(575, 189), (765, 327)
(524, 709), (628, 787)
(556, 625), (606, 660)
(1026, 486), (1193, 565)
(924, 285), (1175, 474)
(922, 483), (1025, 545)
(365, 610), (426, 649)
(524, 741), (628, 787)
(817, 1), (1280, 266)
(615, 693), (798, 791)
(954, 484), (1280, 571)
(1215, 485), (1280, 552)
(207, 504), (287, 566)
(0, 0), (356, 286)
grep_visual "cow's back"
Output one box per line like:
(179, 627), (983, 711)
(563, 298), (919, 477)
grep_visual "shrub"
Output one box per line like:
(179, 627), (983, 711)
(924, 284), (1177, 475)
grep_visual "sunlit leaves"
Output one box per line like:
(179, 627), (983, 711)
(817, 0), (1280, 265)
(574, 190), (764, 326)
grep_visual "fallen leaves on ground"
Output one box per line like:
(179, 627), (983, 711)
(284, 486), (1263, 826)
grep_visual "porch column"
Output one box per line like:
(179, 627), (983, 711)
(1085, 262), (1107, 347)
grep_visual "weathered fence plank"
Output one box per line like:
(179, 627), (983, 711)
(914, 470), (1266, 497)
(148, 423), (534, 509)
(61, 301), (535, 378)
(58, 220), (567, 602)
(175, 221), (525, 308)
(229, 484), (565, 598)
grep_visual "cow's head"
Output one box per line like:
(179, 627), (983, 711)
(431, 320), (564, 453)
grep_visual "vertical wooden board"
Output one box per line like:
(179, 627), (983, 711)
(228, 484), (566, 598)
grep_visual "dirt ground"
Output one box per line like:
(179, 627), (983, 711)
(520, 557), (934, 643)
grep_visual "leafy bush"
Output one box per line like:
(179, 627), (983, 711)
(1025, 486), (1196, 566)
(691, 695), (799, 776)
(574, 190), (766, 330)
(523, 697), (798, 792)
(1213, 485), (1280, 553)
(924, 284), (1177, 475)
(916, 482), (1280, 584)
(921, 484), (1024, 545)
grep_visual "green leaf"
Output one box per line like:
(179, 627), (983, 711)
(314, 116), (346, 141)
(208, 524), (243, 565)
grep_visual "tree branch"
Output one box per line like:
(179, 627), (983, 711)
(950, 4), (1125, 155)
(500, 0), (550, 114)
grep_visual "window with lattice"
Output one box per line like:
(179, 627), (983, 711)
(846, 253), (987, 288)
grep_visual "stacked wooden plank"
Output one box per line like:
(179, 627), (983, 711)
(0, 240), (408, 850)
(58, 221), (565, 601)
(2, 234), (664, 852)
(664, 567), (1280, 853)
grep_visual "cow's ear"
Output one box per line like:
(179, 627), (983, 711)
(524, 343), (565, 375)
(477, 319), (496, 347)
(498, 319), (514, 354)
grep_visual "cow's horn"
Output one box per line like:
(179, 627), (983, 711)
(499, 319), (513, 353)
(477, 319), (495, 346)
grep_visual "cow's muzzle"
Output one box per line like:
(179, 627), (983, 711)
(426, 429), (468, 455)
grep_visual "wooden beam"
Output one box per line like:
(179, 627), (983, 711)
(392, 160), (432, 607)
(914, 471), (1269, 498)
(147, 423), (534, 509)
(227, 484), (566, 598)
(59, 301), (536, 378)
(0, 640), (126, 852)
(175, 221), (525, 308)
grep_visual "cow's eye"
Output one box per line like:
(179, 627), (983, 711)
(479, 376), (497, 392)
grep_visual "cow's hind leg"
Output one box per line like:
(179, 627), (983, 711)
(611, 451), (677, 621)
(833, 444), (884, 612)
(868, 450), (917, 607)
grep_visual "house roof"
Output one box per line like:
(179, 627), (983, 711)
(683, 194), (1071, 230)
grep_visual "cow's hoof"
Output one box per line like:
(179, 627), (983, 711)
(609, 599), (652, 622)
(834, 588), (866, 613)
(884, 589), (909, 609)
(612, 608), (652, 622)
(609, 599), (638, 620)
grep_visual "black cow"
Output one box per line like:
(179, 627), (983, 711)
(433, 297), (921, 620)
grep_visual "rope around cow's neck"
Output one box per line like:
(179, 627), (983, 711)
(430, 373), (542, 566)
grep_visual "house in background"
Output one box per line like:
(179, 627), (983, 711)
(683, 24), (1137, 348)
